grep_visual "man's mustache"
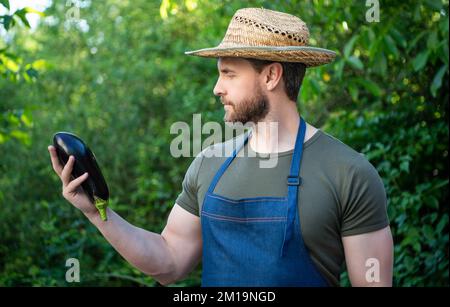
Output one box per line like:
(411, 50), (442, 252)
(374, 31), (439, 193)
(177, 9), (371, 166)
(220, 99), (234, 106)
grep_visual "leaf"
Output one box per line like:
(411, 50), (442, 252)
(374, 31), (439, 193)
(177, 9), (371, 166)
(14, 8), (31, 28)
(2, 14), (13, 30)
(0, 0), (9, 10)
(0, 132), (6, 144)
(11, 7), (44, 29)
(25, 67), (39, 81)
(440, 15), (449, 34)
(413, 3), (421, 21)
(3, 50), (18, 60)
(374, 51), (387, 75)
(347, 56), (364, 70)
(355, 78), (382, 97)
(427, 31), (438, 51)
(10, 129), (31, 146)
(408, 31), (426, 53)
(425, 196), (439, 210)
(430, 179), (450, 192)
(389, 28), (407, 49)
(422, 225), (435, 241)
(430, 65), (447, 97)
(3, 55), (19, 72)
(348, 84), (359, 101)
(429, 213), (438, 223)
(416, 182), (432, 194)
(160, 0), (170, 19)
(334, 60), (344, 80)
(443, 43), (449, 67)
(31, 59), (47, 69)
(400, 160), (410, 173)
(300, 77), (311, 101)
(20, 112), (33, 127)
(413, 241), (421, 253)
(310, 78), (320, 94)
(436, 216), (449, 234)
(7, 112), (21, 125)
(22, 7), (44, 17)
(369, 38), (383, 60)
(384, 35), (399, 58)
(344, 35), (358, 58)
(399, 156), (412, 174)
(424, 0), (443, 11)
(412, 51), (429, 71)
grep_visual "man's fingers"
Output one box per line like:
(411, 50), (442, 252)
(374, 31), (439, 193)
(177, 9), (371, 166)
(61, 155), (75, 187)
(48, 145), (63, 175)
(65, 172), (89, 194)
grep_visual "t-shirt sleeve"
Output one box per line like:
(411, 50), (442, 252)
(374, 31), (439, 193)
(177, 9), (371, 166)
(340, 156), (390, 237)
(175, 152), (204, 217)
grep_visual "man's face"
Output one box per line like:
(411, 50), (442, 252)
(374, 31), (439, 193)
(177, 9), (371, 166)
(213, 57), (270, 124)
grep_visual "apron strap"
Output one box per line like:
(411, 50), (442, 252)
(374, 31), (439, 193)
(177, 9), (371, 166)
(281, 117), (306, 256)
(207, 130), (252, 194)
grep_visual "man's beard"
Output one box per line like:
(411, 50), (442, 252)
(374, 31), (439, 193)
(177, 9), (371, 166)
(222, 85), (270, 124)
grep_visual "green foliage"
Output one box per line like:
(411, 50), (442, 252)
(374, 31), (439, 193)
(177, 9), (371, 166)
(321, 0), (449, 286)
(0, 0), (447, 286)
(1, 1), (44, 145)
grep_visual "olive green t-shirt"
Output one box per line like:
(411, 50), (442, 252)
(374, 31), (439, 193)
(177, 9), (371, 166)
(175, 129), (389, 286)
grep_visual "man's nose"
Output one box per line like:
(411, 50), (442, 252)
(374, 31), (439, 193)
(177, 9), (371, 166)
(213, 78), (225, 97)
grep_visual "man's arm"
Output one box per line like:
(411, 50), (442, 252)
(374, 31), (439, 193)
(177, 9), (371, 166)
(342, 226), (393, 287)
(48, 145), (202, 285)
(87, 204), (202, 286)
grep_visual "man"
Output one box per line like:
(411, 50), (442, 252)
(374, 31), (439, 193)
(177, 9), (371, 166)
(48, 7), (393, 286)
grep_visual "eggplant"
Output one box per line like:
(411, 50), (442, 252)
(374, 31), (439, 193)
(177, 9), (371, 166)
(53, 132), (109, 221)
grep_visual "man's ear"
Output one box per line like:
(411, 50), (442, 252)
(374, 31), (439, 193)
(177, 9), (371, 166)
(263, 63), (283, 91)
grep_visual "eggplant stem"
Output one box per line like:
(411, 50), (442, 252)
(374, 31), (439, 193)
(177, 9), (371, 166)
(94, 196), (108, 221)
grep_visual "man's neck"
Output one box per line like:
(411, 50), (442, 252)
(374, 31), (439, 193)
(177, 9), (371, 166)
(248, 102), (318, 154)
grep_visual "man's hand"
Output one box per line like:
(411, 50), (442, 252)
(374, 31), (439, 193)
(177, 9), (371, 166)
(48, 145), (97, 218)
(342, 226), (394, 287)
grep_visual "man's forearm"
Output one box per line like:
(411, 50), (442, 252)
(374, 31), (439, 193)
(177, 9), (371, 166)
(86, 208), (177, 284)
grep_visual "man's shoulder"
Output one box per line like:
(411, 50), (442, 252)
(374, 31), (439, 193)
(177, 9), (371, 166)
(314, 130), (374, 172)
(313, 131), (385, 207)
(199, 132), (248, 160)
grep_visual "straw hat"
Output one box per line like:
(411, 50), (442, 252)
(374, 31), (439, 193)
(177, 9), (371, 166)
(185, 7), (336, 67)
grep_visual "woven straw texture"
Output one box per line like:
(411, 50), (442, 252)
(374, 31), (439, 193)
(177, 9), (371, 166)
(185, 8), (336, 67)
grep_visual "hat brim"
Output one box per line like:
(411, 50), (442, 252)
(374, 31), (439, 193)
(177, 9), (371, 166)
(185, 46), (336, 67)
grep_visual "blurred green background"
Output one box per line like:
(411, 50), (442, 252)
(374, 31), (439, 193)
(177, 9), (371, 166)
(0, 0), (448, 286)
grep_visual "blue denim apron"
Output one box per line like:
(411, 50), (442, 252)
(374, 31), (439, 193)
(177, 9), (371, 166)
(201, 117), (328, 287)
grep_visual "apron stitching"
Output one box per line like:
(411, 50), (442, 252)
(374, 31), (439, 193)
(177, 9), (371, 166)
(202, 211), (286, 222)
(208, 193), (287, 203)
(203, 210), (285, 219)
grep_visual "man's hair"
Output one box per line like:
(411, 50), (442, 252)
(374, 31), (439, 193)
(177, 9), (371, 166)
(245, 58), (306, 102)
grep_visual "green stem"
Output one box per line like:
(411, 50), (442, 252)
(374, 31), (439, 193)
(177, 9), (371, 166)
(94, 196), (108, 221)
